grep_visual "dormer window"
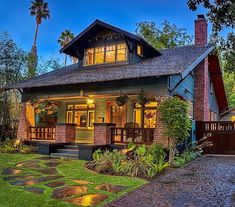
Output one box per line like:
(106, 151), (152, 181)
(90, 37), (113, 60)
(137, 44), (143, 57)
(84, 43), (127, 66)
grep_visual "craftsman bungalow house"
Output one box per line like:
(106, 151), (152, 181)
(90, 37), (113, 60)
(8, 15), (228, 150)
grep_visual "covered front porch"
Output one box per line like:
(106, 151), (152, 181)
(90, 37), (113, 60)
(18, 94), (167, 147)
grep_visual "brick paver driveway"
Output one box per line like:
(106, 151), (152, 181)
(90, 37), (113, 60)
(106, 156), (235, 207)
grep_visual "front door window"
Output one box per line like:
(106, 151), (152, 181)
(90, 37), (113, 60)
(109, 104), (127, 127)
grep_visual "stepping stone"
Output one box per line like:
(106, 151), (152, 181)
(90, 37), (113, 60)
(10, 178), (42, 186)
(37, 168), (58, 175)
(44, 161), (61, 167)
(16, 160), (40, 168)
(72, 180), (93, 185)
(25, 187), (44, 194)
(51, 185), (88, 199)
(95, 184), (127, 193)
(64, 194), (109, 206)
(40, 175), (64, 182)
(2, 168), (22, 175)
(45, 181), (66, 188)
(3, 175), (36, 181)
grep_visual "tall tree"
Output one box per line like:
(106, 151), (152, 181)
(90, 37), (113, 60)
(0, 31), (27, 141)
(58, 29), (75, 66)
(187, 0), (235, 34)
(136, 20), (193, 50)
(28, 0), (50, 77)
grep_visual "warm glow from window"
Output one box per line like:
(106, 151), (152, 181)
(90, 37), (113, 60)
(84, 43), (127, 66)
(137, 44), (143, 57)
(116, 43), (127, 62)
(66, 111), (73, 123)
(84, 49), (94, 65)
(94, 47), (105, 64)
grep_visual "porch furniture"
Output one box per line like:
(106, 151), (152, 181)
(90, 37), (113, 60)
(125, 122), (139, 142)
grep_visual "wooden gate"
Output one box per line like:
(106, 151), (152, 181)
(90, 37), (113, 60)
(196, 121), (235, 154)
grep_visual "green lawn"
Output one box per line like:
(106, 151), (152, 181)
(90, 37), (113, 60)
(0, 153), (147, 207)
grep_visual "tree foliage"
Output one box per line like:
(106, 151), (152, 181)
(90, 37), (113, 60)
(158, 97), (191, 144)
(187, 0), (235, 33)
(136, 20), (193, 50)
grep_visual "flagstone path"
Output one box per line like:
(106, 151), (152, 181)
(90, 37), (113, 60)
(1, 156), (128, 206)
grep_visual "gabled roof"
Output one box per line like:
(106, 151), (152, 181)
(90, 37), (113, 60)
(60, 19), (161, 58)
(7, 45), (213, 89)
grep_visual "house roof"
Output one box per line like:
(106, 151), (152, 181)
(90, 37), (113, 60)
(60, 19), (161, 58)
(6, 45), (214, 90)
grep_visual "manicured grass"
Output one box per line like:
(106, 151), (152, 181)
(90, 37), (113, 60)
(0, 153), (147, 207)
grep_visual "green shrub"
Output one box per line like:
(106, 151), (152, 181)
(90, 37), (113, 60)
(86, 143), (169, 178)
(0, 139), (37, 154)
(172, 149), (201, 168)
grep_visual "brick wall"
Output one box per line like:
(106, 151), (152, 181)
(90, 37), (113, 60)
(17, 103), (28, 141)
(55, 123), (76, 143)
(194, 59), (210, 121)
(94, 123), (116, 145)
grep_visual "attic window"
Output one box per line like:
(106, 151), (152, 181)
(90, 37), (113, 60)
(137, 44), (143, 57)
(84, 43), (127, 66)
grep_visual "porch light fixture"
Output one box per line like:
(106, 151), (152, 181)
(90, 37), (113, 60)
(87, 98), (94, 105)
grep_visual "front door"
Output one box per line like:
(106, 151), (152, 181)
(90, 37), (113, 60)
(107, 102), (127, 127)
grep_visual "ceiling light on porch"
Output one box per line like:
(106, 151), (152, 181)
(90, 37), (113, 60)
(87, 98), (94, 105)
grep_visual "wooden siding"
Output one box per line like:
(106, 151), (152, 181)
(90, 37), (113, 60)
(209, 74), (219, 115)
(168, 74), (194, 102)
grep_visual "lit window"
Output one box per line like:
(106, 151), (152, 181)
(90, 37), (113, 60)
(84, 49), (94, 65)
(105, 45), (116, 63)
(66, 104), (95, 129)
(66, 111), (73, 123)
(137, 44), (143, 57)
(116, 43), (127, 62)
(94, 47), (105, 64)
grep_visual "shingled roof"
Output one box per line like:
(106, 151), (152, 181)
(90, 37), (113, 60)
(6, 45), (214, 89)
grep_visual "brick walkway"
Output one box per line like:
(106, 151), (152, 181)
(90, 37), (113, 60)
(106, 156), (235, 207)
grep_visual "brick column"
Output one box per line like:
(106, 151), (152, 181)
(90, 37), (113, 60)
(153, 96), (173, 148)
(17, 102), (29, 141)
(94, 123), (116, 145)
(55, 123), (76, 143)
(194, 58), (210, 121)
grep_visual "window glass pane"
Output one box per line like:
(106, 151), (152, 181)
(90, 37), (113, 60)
(94, 47), (105, 64)
(75, 111), (87, 128)
(67, 105), (73, 109)
(105, 45), (116, 63)
(145, 102), (157, 107)
(75, 104), (87, 110)
(137, 45), (143, 57)
(144, 110), (156, 128)
(66, 111), (73, 123)
(116, 43), (127, 62)
(85, 49), (94, 65)
(133, 109), (141, 127)
(88, 111), (95, 128)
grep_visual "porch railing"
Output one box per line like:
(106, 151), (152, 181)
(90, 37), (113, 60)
(29, 127), (56, 140)
(111, 127), (154, 144)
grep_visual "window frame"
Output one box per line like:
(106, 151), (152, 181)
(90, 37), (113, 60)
(83, 42), (128, 66)
(66, 103), (95, 129)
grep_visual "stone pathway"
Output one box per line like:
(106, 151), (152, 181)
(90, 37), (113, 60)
(106, 156), (235, 207)
(1, 156), (128, 206)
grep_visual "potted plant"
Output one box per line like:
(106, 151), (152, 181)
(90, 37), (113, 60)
(137, 90), (148, 106)
(115, 94), (129, 106)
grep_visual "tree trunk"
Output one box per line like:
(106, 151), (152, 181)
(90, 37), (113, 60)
(33, 23), (39, 47)
(65, 54), (67, 66)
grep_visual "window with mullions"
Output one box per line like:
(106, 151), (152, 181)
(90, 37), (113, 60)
(84, 43), (127, 66)
(66, 104), (95, 129)
(133, 101), (157, 128)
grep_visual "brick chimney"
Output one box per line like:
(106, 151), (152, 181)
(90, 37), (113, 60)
(194, 14), (208, 47)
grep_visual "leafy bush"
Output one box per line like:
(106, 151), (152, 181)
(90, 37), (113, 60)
(86, 143), (170, 178)
(172, 149), (201, 168)
(0, 139), (37, 154)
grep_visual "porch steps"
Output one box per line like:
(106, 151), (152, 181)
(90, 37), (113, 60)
(50, 144), (79, 159)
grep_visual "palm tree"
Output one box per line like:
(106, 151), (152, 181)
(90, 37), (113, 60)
(58, 29), (75, 66)
(29, 0), (50, 75)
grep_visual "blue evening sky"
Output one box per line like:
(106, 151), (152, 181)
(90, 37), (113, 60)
(0, 0), (231, 64)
